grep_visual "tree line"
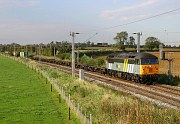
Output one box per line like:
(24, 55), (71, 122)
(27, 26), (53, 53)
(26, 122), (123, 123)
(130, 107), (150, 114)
(0, 31), (179, 55)
(113, 31), (168, 51)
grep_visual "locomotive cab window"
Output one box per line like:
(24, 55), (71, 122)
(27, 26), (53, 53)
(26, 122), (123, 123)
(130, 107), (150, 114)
(141, 58), (158, 64)
(135, 59), (140, 65)
(128, 59), (135, 64)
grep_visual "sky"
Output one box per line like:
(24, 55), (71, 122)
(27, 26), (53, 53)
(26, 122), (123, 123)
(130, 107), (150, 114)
(0, 0), (180, 45)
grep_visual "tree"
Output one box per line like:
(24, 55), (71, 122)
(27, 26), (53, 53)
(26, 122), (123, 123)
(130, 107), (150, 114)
(80, 54), (95, 66)
(114, 31), (128, 50)
(144, 37), (161, 50)
(96, 58), (105, 67)
(128, 36), (136, 48)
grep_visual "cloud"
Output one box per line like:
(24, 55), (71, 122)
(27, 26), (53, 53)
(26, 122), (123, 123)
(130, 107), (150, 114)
(112, 0), (119, 3)
(0, 0), (40, 8)
(100, 0), (159, 20)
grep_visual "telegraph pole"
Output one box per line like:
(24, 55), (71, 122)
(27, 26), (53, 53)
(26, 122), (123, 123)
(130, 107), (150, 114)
(133, 32), (142, 53)
(159, 44), (173, 83)
(39, 44), (41, 62)
(70, 32), (79, 77)
(54, 46), (56, 60)
(26, 45), (28, 57)
(77, 43), (80, 64)
(13, 44), (15, 56)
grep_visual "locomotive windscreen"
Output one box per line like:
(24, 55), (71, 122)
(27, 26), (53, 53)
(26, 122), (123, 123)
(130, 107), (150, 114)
(141, 58), (158, 64)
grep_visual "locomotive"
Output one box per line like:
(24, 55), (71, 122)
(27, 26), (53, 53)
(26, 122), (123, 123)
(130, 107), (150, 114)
(30, 52), (159, 84)
(105, 52), (159, 84)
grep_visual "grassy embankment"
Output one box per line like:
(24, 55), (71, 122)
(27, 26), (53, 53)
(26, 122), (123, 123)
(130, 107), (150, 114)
(0, 55), (80, 124)
(29, 59), (180, 124)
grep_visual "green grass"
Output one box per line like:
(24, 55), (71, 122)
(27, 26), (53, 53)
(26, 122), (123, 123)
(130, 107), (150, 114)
(0, 56), (81, 124)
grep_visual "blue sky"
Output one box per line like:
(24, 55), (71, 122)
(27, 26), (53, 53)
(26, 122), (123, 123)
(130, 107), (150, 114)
(0, 0), (180, 45)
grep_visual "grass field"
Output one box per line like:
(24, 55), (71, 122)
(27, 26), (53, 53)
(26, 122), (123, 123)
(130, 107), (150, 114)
(0, 55), (80, 124)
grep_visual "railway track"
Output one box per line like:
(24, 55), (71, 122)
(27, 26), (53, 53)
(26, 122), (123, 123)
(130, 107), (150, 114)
(36, 60), (180, 110)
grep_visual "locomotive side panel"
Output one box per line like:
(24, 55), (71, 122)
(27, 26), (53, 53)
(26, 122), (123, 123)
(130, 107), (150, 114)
(133, 64), (140, 75)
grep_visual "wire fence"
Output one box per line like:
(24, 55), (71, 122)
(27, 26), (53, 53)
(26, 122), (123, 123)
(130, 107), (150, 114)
(0, 54), (92, 124)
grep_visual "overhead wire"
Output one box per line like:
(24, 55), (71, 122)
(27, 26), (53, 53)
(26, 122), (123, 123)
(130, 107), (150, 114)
(76, 7), (180, 44)
(82, 7), (180, 32)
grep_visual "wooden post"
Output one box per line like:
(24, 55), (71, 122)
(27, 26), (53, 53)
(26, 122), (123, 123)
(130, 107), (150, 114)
(51, 84), (52, 92)
(68, 107), (71, 120)
(46, 78), (47, 84)
(59, 94), (61, 103)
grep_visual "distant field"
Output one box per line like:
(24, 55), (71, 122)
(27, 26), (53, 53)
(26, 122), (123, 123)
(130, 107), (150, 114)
(0, 56), (80, 123)
(150, 52), (180, 77)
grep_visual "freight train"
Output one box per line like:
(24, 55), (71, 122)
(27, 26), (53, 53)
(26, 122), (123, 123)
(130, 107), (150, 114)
(105, 52), (159, 84)
(30, 52), (159, 84)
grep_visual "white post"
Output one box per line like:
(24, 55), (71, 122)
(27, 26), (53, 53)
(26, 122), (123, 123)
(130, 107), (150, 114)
(71, 32), (75, 77)
(64, 90), (65, 99)
(13, 44), (15, 56)
(68, 94), (70, 104)
(77, 103), (80, 114)
(90, 113), (92, 124)
(133, 32), (142, 53)
(84, 112), (87, 124)
(137, 32), (142, 53)
(61, 87), (63, 94)
(79, 69), (84, 80)
(137, 33), (140, 53)
(71, 32), (79, 77)
(74, 102), (76, 110)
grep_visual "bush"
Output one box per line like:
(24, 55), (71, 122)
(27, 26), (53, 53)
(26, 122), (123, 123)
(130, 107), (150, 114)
(77, 50), (118, 58)
(96, 58), (105, 67)
(80, 54), (95, 66)
(158, 74), (180, 86)
(59, 53), (71, 60)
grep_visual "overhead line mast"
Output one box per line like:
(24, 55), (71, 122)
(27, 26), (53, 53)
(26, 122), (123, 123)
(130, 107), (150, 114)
(70, 32), (79, 77)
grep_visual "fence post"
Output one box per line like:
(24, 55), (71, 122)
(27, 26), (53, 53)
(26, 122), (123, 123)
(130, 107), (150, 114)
(77, 103), (80, 115)
(59, 94), (61, 103)
(84, 111), (87, 124)
(90, 113), (92, 124)
(64, 91), (65, 99)
(51, 84), (52, 92)
(74, 101), (76, 110)
(80, 107), (82, 120)
(61, 87), (63, 94)
(69, 107), (71, 120)
(68, 94), (71, 105)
